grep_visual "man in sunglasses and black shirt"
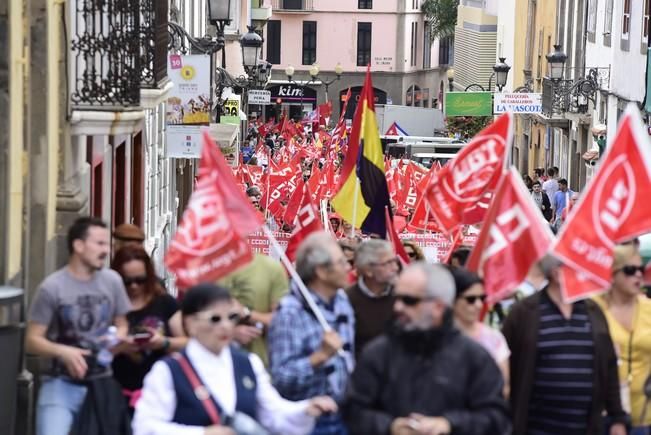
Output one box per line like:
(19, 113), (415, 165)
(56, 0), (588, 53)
(344, 262), (510, 435)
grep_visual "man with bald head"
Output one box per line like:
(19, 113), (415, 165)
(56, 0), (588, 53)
(344, 262), (510, 435)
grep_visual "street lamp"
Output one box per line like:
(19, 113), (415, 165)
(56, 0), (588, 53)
(207, 0), (232, 26)
(546, 44), (567, 80)
(493, 57), (511, 92)
(308, 63), (343, 102)
(447, 67), (455, 92)
(241, 26), (263, 75)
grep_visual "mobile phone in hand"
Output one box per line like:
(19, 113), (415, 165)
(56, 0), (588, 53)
(133, 332), (153, 345)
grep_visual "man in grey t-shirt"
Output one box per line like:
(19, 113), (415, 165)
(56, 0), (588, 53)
(26, 217), (131, 435)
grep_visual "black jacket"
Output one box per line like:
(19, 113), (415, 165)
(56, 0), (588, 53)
(502, 289), (627, 435)
(71, 376), (132, 435)
(343, 326), (511, 435)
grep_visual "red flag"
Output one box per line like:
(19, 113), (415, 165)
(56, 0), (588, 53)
(466, 167), (554, 304)
(285, 183), (323, 261)
(552, 106), (651, 301)
(203, 131), (264, 237)
(386, 208), (410, 265)
(165, 132), (261, 289)
(283, 177), (306, 226)
(441, 228), (464, 265)
(424, 113), (513, 233)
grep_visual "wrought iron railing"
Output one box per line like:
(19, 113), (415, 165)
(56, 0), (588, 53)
(272, 0), (314, 11)
(141, 0), (169, 88)
(541, 67), (610, 116)
(70, 0), (141, 108)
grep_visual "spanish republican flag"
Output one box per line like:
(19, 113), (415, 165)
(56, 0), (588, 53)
(331, 67), (391, 237)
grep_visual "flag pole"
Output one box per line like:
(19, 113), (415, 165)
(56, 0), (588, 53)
(350, 177), (360, 237)
(262, 225), (332, 333)
(264, 149), (272, 221)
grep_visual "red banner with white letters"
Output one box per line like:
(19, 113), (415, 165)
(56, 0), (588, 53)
(466, 167), (554, 304)
(552, 107), (651, 302)
(424, 113), (513, 233)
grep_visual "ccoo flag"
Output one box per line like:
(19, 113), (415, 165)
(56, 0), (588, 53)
(331, 67), (391, 237)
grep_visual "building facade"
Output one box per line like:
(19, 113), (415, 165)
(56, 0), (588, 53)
(264, 0), (448, 121)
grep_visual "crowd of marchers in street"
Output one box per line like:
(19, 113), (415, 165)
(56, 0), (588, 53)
(24, 214), (651, 435)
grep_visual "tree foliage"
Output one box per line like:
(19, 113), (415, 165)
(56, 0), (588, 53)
(445, 116), (492, 140)
(421, 0), (460, 41)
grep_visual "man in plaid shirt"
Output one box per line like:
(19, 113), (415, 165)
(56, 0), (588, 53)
(269, 232), (355, 435)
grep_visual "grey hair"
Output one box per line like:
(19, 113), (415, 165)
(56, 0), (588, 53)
(538, 254), (563, 280)
(404, 262), (456, 307)
(295, 231), (338, 284)
(354, 239), (393, 268)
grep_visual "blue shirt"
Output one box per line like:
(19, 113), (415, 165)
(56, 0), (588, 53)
(553, 189), (574, 218)
(268, 285), (355, 404)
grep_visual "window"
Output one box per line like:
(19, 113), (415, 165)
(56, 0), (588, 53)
(604, 0), (613, 45)
(524, 0), (537, 71)
(266, 20), (281, 64)
(302, 21), (317, 65)
(410, 22), (418, 66)
(438, 36), (451, 65)
(423, 24), (431, 68)
(644, 0), (650, 40)
(357, 22), (372, 66)
(622, 0), (631, 40)
(587, 0), (597, 40)
(358, 0), (372, 9)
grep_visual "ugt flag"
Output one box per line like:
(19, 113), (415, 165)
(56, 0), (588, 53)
(552, 105), (651, 302)
(466, 167), (554, 304)
(165, 131), (263, 289)
(424, 113), (513, 233)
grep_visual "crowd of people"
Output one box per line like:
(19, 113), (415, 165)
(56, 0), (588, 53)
(24, 213), (651, 435)
(523, 166), (578, 232)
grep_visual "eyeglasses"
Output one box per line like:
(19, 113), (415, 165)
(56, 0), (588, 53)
(462, 294), (487, 304)
(618, 265), (644, 276)
(196, 311), (241, 325)
(394, 294), (435, 307)
(123, 276), (147, 286)
(370, 257), (400, 268)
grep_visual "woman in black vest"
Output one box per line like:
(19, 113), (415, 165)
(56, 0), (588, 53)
(132, 283), (337, 435)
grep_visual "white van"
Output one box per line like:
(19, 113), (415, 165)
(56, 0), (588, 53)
(383, 135), (466, 163)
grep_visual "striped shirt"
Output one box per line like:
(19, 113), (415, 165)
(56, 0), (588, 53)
(527, 291), (594, 435)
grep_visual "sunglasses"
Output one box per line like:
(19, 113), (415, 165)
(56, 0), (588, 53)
(462, 294), (487, 304)
(196, 312), (241, 325)
(619, 265), (644, 276)
(394, 294), (435, 307)
(123, 276), (147, 286)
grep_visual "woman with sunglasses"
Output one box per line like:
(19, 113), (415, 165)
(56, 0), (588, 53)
(132, 283), (337, 435)
(451, 268), (510, 397)
(111, 246), (187, 410)
(594, 244), (651, 434)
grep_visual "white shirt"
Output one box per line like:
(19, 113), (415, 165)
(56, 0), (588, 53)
(132, 339), (315, 435)
(542, 178), (558, 208)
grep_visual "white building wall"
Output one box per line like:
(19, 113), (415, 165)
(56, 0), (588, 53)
(496, 0), (516, 91)
(585, 0), (646, 140)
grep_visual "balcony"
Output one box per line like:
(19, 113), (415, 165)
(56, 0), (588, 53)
(140, 0), (169, 89)
(272, 0), (314, 13)
(70, 0), (141, 109)
(541, 67), (610, 117)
